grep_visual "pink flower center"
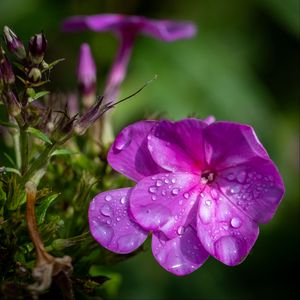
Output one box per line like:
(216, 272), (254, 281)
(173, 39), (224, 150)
(201, 170), (215, 184)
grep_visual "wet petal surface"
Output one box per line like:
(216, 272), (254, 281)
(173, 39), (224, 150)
(216, 157), (285, 223)
(89, 188), (148, 254)
(130, 172), (201, 239)
(152, 226), (209, 275)
(197, 186), (259, 266)
(108, 120), (165, 181)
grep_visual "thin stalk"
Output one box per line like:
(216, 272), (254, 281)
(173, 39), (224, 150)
(13, 129), (21, 169)
(20, 129), (29, 174)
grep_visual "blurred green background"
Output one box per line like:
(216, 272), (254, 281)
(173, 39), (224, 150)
(1, 0), (299, 299)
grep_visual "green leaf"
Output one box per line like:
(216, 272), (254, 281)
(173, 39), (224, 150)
(50, 149), (75, 157)
(28, 91), (50, 103)
(0, 167), (21, 176)
(36, 193), (60, 224)
(0, 120), (18, 128)
(26, 127), (52, 145)
(3, 153), (16, 168)
(42, 58), (65, 73)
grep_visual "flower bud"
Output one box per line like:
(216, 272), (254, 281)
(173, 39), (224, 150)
(77, 43), (97, 96)
(28, 67), (42, 82)
(0, 46), (15, 84)
(74, 96), (103, 135)
(3, 90), (21, 117)
(3, 26), (26, 60)
(28, 32), (47, 64)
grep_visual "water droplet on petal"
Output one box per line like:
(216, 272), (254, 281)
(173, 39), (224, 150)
(117, 235), (140, 253)
(120, 196), (126, 205)
(164, 179), (170, 184)
(114, 128), (132, 150)
(94, 222), (114, 244)
(156, 179), (163, 187)
(152, 195), (157, 201)
(227, 173), (235, 181)
(230, 217), (242, 228)
(116, 217), (121, 222)
(105, 194), (112, 202)
(100, 204), (113, 217)
(183, 192), (190, 199)
(237, 171), (247, 183)
(205, 199), (212, 206)
(228, 185), (240, 195)
(161, 190), (167, 196)
(106, 218), (112, 225)
(171, 188), (180, 195)
(171, 178), (176, 183)
(149, 186), (157, 193)
(214, 236), (244, 266)
(177, 226), (185, 235)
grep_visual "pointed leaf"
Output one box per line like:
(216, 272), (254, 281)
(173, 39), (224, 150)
(28, 91), (50, 102)
(26, 127), (52, 145)
(50, 148), (75, 157)
(36, 193), (60, 224)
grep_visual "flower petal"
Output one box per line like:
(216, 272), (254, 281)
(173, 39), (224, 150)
(140, 18), (197, 41)
(197, 186), (259, 266)
(108, 120), (165, 182)
(147, 119), (208, 173)
(152, 226), (209, 276)
(216, 157), (285, 223)
(89, 188), (148, 254)
(62, 14), (124, 32)
(204, 122), (270, 170)
(62, 14), (196, 42)
(129, 172), (201, 239)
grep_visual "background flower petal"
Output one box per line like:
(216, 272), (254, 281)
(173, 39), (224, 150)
(108, 120), (165, 182)
(140, 19), (197, 41)
(129, 172), (201, 239)
(62, 14), (124, 32)
(197, 187), (259, 266)
(215, 157), (285, 223)
(147, 119), (208, 173)
(152, 226), (209, 276)
(89, 188), (148, 254)
(204, 121), (270, 170)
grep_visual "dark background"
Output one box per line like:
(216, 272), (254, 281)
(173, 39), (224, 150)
(0, 0), (299, 299)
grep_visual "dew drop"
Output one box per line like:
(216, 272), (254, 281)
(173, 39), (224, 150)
(94, 222), (114, 244)
(152, 195), (157, 201)
(116, 217), (121, 222)
(100, 204), (113, 217)
(227, 173), (235, 181)
(171, 188), (180, 195)
(237, 171), (247, 183)
(230, 217), (242, 228)
(117, 235), (140, 253)
(205, 199), (212, 206)
(149, 186), (157, 193)
(171, 178), (176, 184)
(228, 185), (240, 195)
(161, 190), (167, 196)
(156, 179), (163, 187)
(114, 128), (132, 150)
(105, 194), (112, 202)
(120, 196), (126, 205)
(183, 192), (190, 199)
(164, 179), (170, 184)
(106, 218), (112, 225)
(177, 226), (185, 235)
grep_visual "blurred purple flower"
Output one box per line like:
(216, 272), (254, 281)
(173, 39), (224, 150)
(88, 118), (284, 275)
(62, 14), (196, 103)
(77, 43), (97, 97)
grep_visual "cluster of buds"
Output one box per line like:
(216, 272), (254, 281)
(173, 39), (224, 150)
(0, 26), (48, 116)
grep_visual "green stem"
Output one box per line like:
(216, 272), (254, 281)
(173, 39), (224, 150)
(21, 144), (56, 184)
(20, 129), (29, 175)
(13, 129), (22, 169)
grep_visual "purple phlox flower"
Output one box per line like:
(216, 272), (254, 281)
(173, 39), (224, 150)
(77, 43), (97, 97)
(62, 14), (196, 102)
(88, 118), (284, 275)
